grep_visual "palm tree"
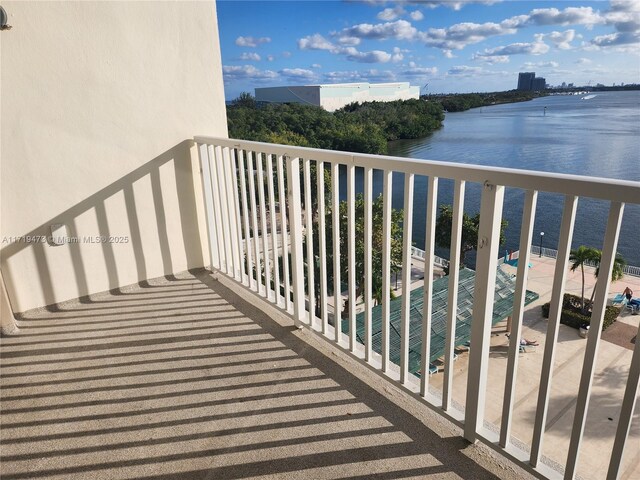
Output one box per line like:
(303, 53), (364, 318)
(587, 250), (626, 309)
(570, 246), (599, 312)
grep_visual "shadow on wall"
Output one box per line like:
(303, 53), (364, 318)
(1, 140), (206, 316)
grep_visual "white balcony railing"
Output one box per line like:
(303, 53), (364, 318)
(194, 136), (640, 480)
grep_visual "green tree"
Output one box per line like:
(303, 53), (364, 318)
(570, 246), (600, 311)
(587, 250), (626, 311)
(434, 204), (508, 268)
(314, 194), (403, 316)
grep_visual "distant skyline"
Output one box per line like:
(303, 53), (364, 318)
(217, 0), (640, 99)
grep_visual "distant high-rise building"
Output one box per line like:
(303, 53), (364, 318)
(517, 72), (535, 91)
(517, 72), (546, 91)
(532, 77), (546, 91)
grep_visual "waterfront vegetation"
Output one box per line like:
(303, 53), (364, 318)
(227, 93), (443, 155)
(425, 90), (544, 113)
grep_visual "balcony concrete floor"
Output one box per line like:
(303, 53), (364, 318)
(0, 270), (534, 480)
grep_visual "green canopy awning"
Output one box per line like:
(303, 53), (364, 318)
(343, 267), (539, 376)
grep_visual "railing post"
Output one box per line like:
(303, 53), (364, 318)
(286, 155), (306, 327)
(196, 142), (219, 271)
(464, 181), (505, 442)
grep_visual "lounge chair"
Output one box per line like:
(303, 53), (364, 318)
(612, 293), (625, 305)
(626, 298), (640, 314)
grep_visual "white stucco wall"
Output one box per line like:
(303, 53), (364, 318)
(0, 1), (228, 314)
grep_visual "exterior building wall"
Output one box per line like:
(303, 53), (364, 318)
(0, 1), (228, 313)
(321, 82), (419, 111)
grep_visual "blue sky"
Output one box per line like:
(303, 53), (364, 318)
(217, 0), (640, 99)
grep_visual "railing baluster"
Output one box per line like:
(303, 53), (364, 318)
(565, 201), (624, 479)
(530, 195), (578, 466)
(347, 163), (357, 351)
(332, 161), (342, 342)
(236, 149), (252, 287)
(400, 173), (415, 384)
(464, 181), (505, 442)
(246, 151), (263, 295)
(277, 154), (291, 311)
(197, 143), (219, 270)
(217, 146), (234, 276)
(364, 167), (373, 362)
(304, 158), (316, 328)
(286, 156), (306, 326)
(256, 152), (272, 300)
(225, 147), (242, 281)
(608, 321), (640, 480)
(317, 161), (329, 333)
(444, 179), (466, 410)
(500, 189), (538, 448)
(420, 176), (438, 397)
(267, 154), (281, 306)
(381, 169), (393, 372)
(208, 145), (227, 273)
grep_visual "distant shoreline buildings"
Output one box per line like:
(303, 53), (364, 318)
(254, 82), (420, 111)
(517, 72), (546, 92)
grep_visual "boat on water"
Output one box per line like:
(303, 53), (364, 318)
(581, 94), (597, 100)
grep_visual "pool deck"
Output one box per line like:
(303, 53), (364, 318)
(429, 255), (640, 480)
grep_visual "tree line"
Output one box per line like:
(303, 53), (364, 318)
(227, 93), (444, 155)
(425, 90), (543, 113)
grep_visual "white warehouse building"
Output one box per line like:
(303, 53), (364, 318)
(254, 82), (420, 111)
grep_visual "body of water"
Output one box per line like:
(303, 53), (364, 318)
(364, 91), (639, 267)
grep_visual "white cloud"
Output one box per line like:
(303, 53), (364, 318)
(222, 65), (278, 82)
(544, 30), (576, 50)
(443, 49), (455, 58)
(473, 39), (550, 61)
(576, 57), (592, 65)
(447, 65), (484, 76)
(522, 61), (560, 69)
(235, 36), (271, 47)
(282, 51), (292, 58)
(280, 68), (317, 82)
(421, 21), (518, 50)
(421, 1), (501, 11)
(342, 47), (393, 63)
(336, 36), (362, 46)
(267, 55), (275, 62)
(323, 69), (397, 83)
(446, 65), (508, 78)
(527, 7), (603, 28)
(298, 34), (335, 51)
(239, 52), (261, 61)
(401, 62), (438, 77)
(337, 20), (418, 41)
(591, 31), (640, 47)
(391, 46), (404, 62)
(410, 10), (424, 21)
(298, 33), (402, 64)
(311, 63), (322, 69)
(605, 0), (640, 33)
(377, 7), (404, 21)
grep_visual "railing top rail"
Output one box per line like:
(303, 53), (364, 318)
(194, 136), (640, 204)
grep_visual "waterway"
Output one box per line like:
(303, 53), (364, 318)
(381, 91), (640, 267)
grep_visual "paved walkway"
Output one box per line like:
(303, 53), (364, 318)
(0, 270), (533, 480)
